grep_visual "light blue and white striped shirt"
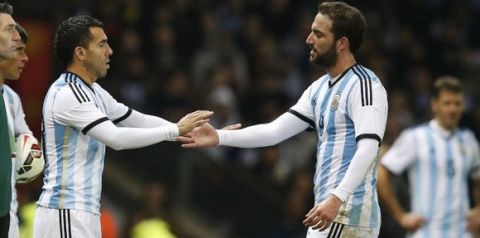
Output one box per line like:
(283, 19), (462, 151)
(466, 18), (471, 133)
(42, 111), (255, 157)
(290, 64), (388, 228)
(382, 119), (480, 238)
(38, 72), (131, 214)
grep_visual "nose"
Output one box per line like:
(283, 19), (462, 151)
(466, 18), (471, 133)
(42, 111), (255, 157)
(12, 28), (20, 42)
(306, 33), (313, 46)
(107, 44), (113, 56)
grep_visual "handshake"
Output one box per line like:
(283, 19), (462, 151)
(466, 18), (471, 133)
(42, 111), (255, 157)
(175, 110), (241, 148)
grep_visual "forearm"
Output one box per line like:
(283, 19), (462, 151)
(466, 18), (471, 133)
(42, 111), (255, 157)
(117, 109), (174, 128)
(331, 139), (379, 202)
(377, 165), (407, 221)
(217, 113), (308, 148)
(87, 120), (179, 150)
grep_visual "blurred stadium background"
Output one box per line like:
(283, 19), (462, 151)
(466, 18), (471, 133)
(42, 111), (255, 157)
(7, 0), (480, 237)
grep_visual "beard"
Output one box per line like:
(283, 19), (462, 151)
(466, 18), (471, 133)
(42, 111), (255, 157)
(310, 43), (337, 68)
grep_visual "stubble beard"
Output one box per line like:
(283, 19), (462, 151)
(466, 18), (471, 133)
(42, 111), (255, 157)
(311, 43), (338, 68)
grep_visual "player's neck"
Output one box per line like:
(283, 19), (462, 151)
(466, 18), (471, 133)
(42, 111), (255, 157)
(66, 64), (96, 85)
(326, 53), (356, 78)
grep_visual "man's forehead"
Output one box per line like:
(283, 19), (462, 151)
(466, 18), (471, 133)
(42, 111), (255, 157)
(312, 13), (332, 30)
(0, 13), (15, 27)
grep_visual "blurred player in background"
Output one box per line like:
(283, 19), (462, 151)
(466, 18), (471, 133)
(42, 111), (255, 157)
(378, 76), (480, 238)
(0, 23), (32, 238)
(0, 2), (23, 236)
(178, 2), (388, 237)
(33, 15), (212, 238)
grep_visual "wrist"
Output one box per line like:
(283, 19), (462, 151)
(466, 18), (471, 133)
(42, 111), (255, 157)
(331, 189), (349, 204)
(328, 194), (344, 205)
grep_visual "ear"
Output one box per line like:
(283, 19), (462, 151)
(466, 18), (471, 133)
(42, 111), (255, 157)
(73, 46), (87, 62)
(337, 36), (349, 51)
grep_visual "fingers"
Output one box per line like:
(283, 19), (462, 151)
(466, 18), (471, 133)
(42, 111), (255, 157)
(176, 136), (193, 143)
(195, 118), (210, 127)
(303, 204), (337, 231)
(181, 143), (198, 149)
(190, 110), (214, 119)
(312, 218), (331, 231)
(222, 123), (242, 130)
(303, 206), (319, 227)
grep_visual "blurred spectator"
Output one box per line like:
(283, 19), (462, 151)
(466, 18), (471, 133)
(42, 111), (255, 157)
(124, 182), (177, 238)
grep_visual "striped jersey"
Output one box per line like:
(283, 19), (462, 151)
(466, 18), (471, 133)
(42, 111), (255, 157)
(2, 84), (31, 226)
(38, 72), (131, 215)
(290, 64), (388, 228)
(381, 120), (480, 238)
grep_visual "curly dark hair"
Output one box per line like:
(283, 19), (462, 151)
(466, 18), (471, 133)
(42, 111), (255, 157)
(53, 15), (104, 66)
(317, 1), (366, 54)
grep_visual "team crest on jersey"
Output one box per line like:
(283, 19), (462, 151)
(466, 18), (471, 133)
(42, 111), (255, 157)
(330, 92), (341, 111)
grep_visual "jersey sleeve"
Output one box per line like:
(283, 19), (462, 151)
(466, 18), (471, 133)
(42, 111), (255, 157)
(95, 84), (131, 124)
(348, 79), (388, 145)
(289, 82), (317, 130)
(53, 87), (108, 134)
(380, 129), (417, 175)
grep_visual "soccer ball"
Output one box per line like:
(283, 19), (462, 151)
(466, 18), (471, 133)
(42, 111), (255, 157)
(15, 134), (45, 183)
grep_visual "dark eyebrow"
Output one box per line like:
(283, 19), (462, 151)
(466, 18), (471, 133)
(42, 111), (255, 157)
(312, 29), (323, 35)
(98, 39), (108, 45)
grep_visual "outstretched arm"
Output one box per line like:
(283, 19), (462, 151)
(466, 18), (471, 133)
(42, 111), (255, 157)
(115, 109), (181, 128)
(88, 110), (212, 150)
(178, 112), (309, 148)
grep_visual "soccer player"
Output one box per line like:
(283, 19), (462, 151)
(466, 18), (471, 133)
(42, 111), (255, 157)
(33, 15), (212, 238)
(0, 3), (23, 236)
(378, 76), (480, 238)
(1, 24), (32, 238)
(178, 2), (388, 237)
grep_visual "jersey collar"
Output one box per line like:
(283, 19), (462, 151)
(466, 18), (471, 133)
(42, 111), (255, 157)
(64, 71), (95, 93)
(328, 63), (358, 88)
(429, 119), (456, 139)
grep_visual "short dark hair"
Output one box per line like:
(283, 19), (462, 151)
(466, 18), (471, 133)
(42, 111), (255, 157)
(432, 76), (463, 98)
(0, 2), (13, 15)
(317, 1), (366, 53)
(16, 24), (28, 43)
(54, 15), (103, 66)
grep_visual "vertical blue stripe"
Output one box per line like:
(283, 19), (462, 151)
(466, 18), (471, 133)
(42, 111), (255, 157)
(424, 126), (437, 238)
(334, 80), (358, 187)
(311, 79), (328, 117)
(316, 73), (352, 202)
(65, 128), (79, 207)
(313, 78), (332, 198)
(442, 136), (453, 238)
(49, 122), (66, 207)
(84, 138), (98, 211)
(412, 129), (422, 214)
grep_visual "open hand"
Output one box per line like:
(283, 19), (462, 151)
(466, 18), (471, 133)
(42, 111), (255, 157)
(177, 110), (213, 135)
(397, 213), (426, 231)
(176, 123), (218, 148)
(303, 195), (342, 231)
